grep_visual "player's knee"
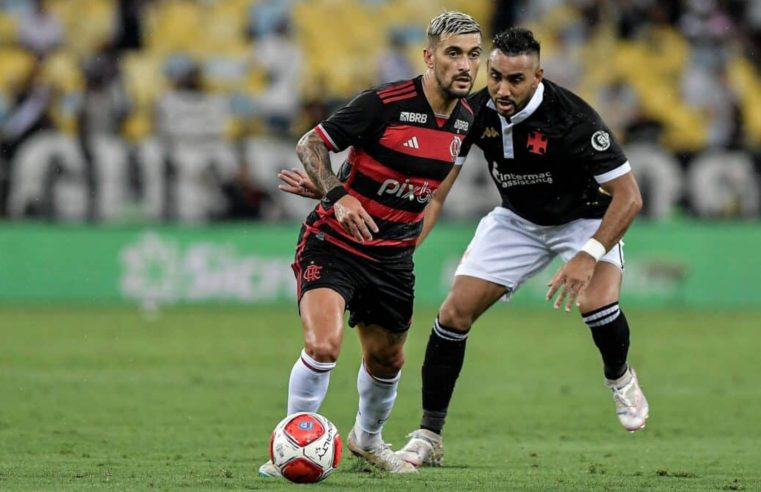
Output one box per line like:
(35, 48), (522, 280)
(578, 295), (619, 315)
(304, 339), (341, 364)
(439, 301), (475, 332)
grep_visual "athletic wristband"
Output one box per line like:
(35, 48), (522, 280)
(323, 185), (348, 207)
(580, 238), (606, 262)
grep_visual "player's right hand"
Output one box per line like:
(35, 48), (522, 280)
(277, 168), (322, 199)
(545, 253), (596, 312)
(333, 195), (379, 243)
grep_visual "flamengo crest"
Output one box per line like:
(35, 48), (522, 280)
(450, 136), (462, 160)
(303, 264), (322, 282)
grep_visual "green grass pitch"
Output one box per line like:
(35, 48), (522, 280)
(1, 305), (760, 490)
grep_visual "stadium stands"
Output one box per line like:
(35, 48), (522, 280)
(0, 0), (759, 222)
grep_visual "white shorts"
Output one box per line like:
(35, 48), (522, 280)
(455, 207), (624, 300)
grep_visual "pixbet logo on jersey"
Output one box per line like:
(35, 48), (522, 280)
(377, 179), (433, 203)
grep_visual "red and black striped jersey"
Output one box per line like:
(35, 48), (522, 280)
(305, 75), (474, 263)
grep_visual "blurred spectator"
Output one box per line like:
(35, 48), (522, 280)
(113, 0), (150, 51)
(376, 30), (415, 84)
(596, 78), (641, 140)
(293, 76), (343, 137)
(738, 0), (761, 69)
(678, 0), (734, 70)
(0, 58), (54, 216)
(623, 114), (664, 145)
(155, 59), (230, 143)
(616, 0), (652, 39)
(77, 42), (132, 221)
(516, 0), (565, 22)
(218, 162), (271, 221)
(155, 59), (234, 222)
(677, 1), (739, 149)
(577, 0), (605, 33)
(78, 43), (131, 138)
(681, 63), (742, 149)
(247, 0), (296, 38)
(491, 0), (523, 34)
(541, 27), (584, 92)
(17, 0), (64, 58)
(249, 19), (303, 134)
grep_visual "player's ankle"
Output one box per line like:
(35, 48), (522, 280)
(353, 426), (382, 449)
(606, 366), (633, 388)
(420, 425), (442, 436)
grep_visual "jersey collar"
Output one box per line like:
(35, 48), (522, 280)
(487, 81), (545, 126)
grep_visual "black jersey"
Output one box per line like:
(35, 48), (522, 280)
(460, 79), (630, 225)
(307, 75), (474, 263)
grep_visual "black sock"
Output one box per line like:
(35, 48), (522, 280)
(420, 316), (469, 435)
(582, 302), (630, 380)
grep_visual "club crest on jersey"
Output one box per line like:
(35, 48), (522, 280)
(481, 127), (499, 138)
(303, 264), (322, 282)
(591, 130), (610, 151)
(400, 111), (428, 124)
(449, 135), (462, 161)
(378, 178), (433, 204)
(527, 130), (548, 155)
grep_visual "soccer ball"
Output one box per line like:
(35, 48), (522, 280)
(269, 412), (342, 483)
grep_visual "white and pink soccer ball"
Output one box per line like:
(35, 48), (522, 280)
(269, 412), (342, 483)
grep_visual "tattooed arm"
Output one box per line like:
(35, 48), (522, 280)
(295, 130), (378, 243)
(295, 130), (342, 196)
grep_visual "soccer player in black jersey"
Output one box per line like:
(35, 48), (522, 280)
(396, 27), (649, 467)
(259, 11), (482, 476)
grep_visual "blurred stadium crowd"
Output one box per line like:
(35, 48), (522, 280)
(0, 0), (759, 223)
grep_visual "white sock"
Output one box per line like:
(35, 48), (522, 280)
(354, 360), (400, 448)
(287, 349), (336, 415)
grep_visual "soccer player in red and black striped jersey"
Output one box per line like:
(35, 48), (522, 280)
(259, 11), (482, 476)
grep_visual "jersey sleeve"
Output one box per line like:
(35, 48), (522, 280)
(455, 126), (477, 166)
(455, 91), (487, 165)
(565, 115), (630, 184)
(314, 90), (383, 152)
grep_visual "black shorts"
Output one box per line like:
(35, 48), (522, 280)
(292, 233), (414, 333)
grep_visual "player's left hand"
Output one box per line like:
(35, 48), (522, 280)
(546, 253), (597, 312)
(278, 168), (322, 199)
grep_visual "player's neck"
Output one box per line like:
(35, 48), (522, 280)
(421, 71), (458, 117)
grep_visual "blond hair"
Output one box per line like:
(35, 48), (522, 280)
(426, 11), (481, 47)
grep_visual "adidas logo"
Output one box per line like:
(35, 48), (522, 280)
(403, 136), (420, 149)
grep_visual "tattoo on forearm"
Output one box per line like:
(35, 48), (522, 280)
(296, 131), (341, 195)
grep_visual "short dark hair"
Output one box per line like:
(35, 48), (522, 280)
(492, 27), (540, 58)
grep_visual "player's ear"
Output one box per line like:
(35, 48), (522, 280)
(534, 67), (544, 84)
(423, 47), (434, 69)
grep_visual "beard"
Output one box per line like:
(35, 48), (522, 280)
(437, 72), (473, 98)
(493, 97), (517, 117)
